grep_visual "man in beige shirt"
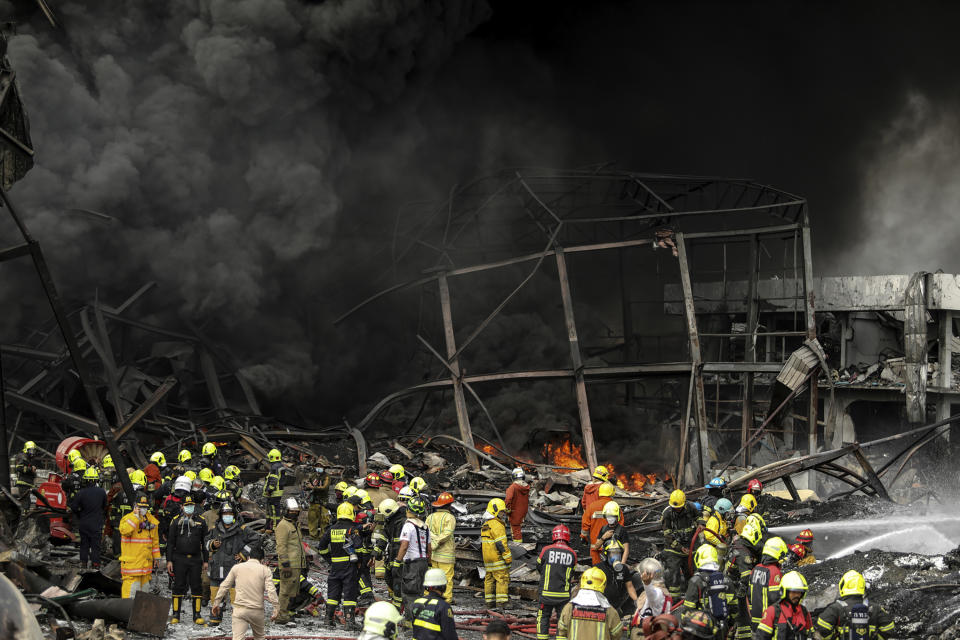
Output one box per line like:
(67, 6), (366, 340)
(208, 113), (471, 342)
(211, 543), (279, 640)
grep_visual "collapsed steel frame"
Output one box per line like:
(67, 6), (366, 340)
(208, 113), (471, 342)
(337, 169), (819, 482)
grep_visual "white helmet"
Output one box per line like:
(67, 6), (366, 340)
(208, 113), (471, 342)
(512, 467), (525, 480)
(173, 476), (192, 494)
(423, 568), (447, 587)
(284, 497), (300, 511)
(363, 601), (403, 640)
(398, 486), (415, 500)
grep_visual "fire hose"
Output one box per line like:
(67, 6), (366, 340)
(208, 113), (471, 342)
(454, 609), (554, 639)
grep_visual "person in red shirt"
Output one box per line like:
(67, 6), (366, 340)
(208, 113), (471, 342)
(755, 571), (812, 640)
(581, 466), (610, 512)
(748, 537), (787, 632)
(505, 468), (530, 543)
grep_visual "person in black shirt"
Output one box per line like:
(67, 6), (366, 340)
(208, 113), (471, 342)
(593, 539), (640, 616)
(597, 503), (631, 563)
(69, 466), (107, 569)
(167, 496), (209, 625)
(536, 524), (578, 640)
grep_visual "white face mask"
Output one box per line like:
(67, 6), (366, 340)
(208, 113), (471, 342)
(606, 515), (617, 525)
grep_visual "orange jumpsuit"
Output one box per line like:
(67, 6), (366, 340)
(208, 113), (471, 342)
(581, 497), (624, 564)
(504, 481), (530, 542)
(581, 482), (601, 512)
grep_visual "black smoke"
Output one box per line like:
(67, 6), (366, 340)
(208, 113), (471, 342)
(5, 0), (960, 429)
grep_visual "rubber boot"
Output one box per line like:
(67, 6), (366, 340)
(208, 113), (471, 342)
(193, 595), (205, 625)
(208, 587), (221, 625)
(170, 595), (182, 624)
(325, 604), (338, 627)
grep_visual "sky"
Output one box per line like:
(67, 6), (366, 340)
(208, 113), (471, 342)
(3, 0), (960, 427)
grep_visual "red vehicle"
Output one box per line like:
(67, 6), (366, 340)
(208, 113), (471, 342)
(35, 437), (108, 541)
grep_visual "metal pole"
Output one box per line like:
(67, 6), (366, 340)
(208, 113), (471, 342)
(742, 235), (760, 467)
(437, 273), (479, 469)
(0, 189), (136, 503)
(0, 349), (9, 491)
(555, 247), (598, 471)
(676, 233), (709, 486)
(801, 218), (819, 485)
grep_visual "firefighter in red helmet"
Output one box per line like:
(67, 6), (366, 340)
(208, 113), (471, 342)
(537, 525), (578, 640)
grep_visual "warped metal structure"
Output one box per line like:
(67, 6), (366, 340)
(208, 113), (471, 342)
(337, 169), (819, 481)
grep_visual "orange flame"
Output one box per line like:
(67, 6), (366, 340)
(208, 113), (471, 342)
(541, 440), (587, 472)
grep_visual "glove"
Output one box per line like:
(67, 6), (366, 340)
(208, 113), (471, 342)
(211, 539), (221, 549)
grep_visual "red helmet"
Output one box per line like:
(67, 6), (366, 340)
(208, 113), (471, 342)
(788, 543), (807, 559)
(747, 478), (763, 494)
(552, 524), (571, 543)
(433, 492), (454, 507)
(378, 470), (395, 483)
(365, 472), (381, 488)
(355, 510), (370, 525)
(391, 480), (405, 494)
(796, 529), (814, 543)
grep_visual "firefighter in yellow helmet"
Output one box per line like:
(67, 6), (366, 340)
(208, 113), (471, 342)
(262, 448), (285, 532)
(582, 464), (610, 511)
(583, 483), (619, 564)
(481, 498), (511, 609)
(556, 566), (622, 640)
(118, 496), (161, 598)
(814, 570), (894, 639)
(733, 493), (757, 534)
(13, 440), (40, 499)
(660, 489), (699, 599)
(755, 571), (812, 640)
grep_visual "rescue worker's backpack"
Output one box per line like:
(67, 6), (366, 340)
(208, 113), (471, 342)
(840, 600), (872, 639)
(706, 571), (728, 619)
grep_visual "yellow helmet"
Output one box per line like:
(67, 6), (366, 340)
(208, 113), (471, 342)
(669, 489), (686, 508)
(781, 571), (809, 601)
(487, 498), (507, 517)
(740, 521), (763, 547)
(738, 493), (757, 512)
(592, 465), (610, 481)
(202, 442), (217, 457)
(694, 544), (719, 570)
(178, 449), (193, 463)
(337, 502), (355, 520)
(378, 498), (400, 517)
(23, 441), (36, 453)
(602, 501), (621, 518)
(73, 458), (87, 472)
(210, 476), (225, 491)
(838, 570), (866, 597)
(409, 477), (427, 494)
(762, 536), (788, 562)
(224, 465), (241, 480)
(599, 482), (616, 497)
(335, 481), (349, 493)
(68, 449), (82, 462)
(344, 485), (358, 498)
(388, 464), (405, 480)
(199, 468), (214, 483)
(129, 469), (147, 486)
(101, 454), (115, 469)
(149, 452), (166, 467)
(580, 566), (607, 592)
(747, 512), (767, 531)
(83, 466), (100, 481)
(184, 470), (197, 480)
(267, 448), (282, 462)
(356, 489), (371, 503)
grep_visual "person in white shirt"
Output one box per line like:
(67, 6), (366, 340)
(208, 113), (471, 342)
(394, 495), (431, 619)
(211, 544), (279, 640)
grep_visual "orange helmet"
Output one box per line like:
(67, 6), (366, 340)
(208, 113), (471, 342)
(796, 529), (814, 544)
(432, 492), (454, 507)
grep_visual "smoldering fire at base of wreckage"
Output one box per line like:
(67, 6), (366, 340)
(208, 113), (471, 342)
(5, 441), (960, 640)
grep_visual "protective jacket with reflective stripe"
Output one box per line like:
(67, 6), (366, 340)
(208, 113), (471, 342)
(425, 508), (457, 563)
(318, 517), (361, 565)
(480, 516), (511, 570)
(537, 542), (577, 603)
(755, 600), (812, 640)
(118, 511), (161, 576)
(748, 562), (782, 626)
(411, 594), (458, 640)
(815, 596), (894, 640)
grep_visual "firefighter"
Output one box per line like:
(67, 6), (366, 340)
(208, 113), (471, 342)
(397, 495), (431, 618)
(755, 571), (813, 640)
(536, 524), (578, 640)
(660, 489), (699, 599)
(505, 467), (530, 543)
(13, 440), (40, 498)
(582, 465), (610, 511)
(783, 544), (807, 570)
(425, 491), (457, 603)
(319, 501), (362, 627)
(70, 466), (107, 570)
(795, 529), (815, 565)
(815, 570), (894, 639)
(118, 496), (161, 598)
(481, 497), (512, 610)
(682, 545), (736, 638)
(262, 448), (285, 532)
(373, 498), (406, 609)
(596, 501), (630, 563)
(355, 507), (376, 604)
(201, 442), (224, 477)
(378, 470), (399, 500)
(63, 457), (87, 501)
(725, 521), (762, 640)
(582, 482), (619, 563)
(160, 476), (192, 549)
(108, 470), (146, 556)
(594, 539), (640, 616)
(748, 537), (787, 632)
(361, 601), (404, 640)
(556, 566), (623, 640)
(700, 477), (727, 521)
(733, 494), (756, 534)
(207, 501), (260, 625)
(100, 454), (116, 489)
(208, 476), (232, 511)
(397, 485), (415, 506)
(275, 497), (307, 624)
(409, 476), (428, 497)
(388, 463), (406, 488)
(172, 449), (194, 478)
(410, 568), (458, 640)
(698, 498), (732, 561)
(364, 471), (390, 507)
(167, 496), (208, 625)
(305, 464), (331, 538)
(223, 465), (243, 501)
(145, 452), (169, 492)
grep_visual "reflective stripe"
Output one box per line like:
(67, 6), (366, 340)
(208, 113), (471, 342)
(120, 538), (154, 544)
(757, 623), (773, 633)
(414, 620), (442, 631)
(542, 590), (569, 598)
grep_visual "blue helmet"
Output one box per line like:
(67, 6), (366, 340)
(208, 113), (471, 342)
(706, 477), (727, 490)
(714, 498), (733, 514)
